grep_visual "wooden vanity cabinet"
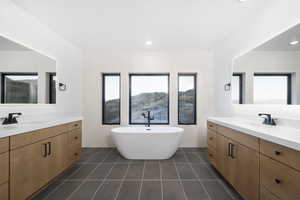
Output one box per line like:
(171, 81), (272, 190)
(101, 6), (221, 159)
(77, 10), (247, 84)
(0, 137), (9, 200)
(208, 121), (300, 200)
(9, 120), (82, 200)
(209, 123), (260, 200)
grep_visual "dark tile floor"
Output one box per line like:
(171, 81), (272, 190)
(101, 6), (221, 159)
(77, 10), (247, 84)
(32, 148), (244, 200)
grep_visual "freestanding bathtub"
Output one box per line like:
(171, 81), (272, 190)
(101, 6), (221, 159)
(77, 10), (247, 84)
(111, 127), (184, 160)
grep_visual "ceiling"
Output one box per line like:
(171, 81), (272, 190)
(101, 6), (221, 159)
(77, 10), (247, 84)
(255, 23), (300, 51)
(12, 0), (274, 50)
(0, 36), (31, 51)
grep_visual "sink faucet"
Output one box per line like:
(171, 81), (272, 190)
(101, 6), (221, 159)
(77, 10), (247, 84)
(2, 113), (22, 125)
(258, 113), (276, 126)
(141, 111), (154, 129)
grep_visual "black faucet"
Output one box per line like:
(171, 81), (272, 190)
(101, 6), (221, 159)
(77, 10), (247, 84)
(2, 113), (22, 125)
(258, 113), (276, 126)
(141, 111), (154, 129)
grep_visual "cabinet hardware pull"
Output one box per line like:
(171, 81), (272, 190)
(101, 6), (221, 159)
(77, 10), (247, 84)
(74, 153), (78, 156)
(209, 153), (213, 157)
(75, 136), (78, 140)
(228, 143), (232, 157)
(209, 137), (213, 140)
(231, 144), (235, 159)
(47, 142), (51, 156)
(42, 143), (47, 157)
(274, 178), (282, 184)
(274, 151), (281, 155)
(74, 124), (78, 127)
(209, 125), (213, 127)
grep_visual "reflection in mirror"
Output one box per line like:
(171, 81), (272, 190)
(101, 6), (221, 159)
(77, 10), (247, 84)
(232, 23), (300, 105)
(0, 36), (56, 104)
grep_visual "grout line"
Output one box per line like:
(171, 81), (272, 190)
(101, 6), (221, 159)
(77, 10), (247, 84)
(90, 151), (122, 200)
(42, 163), (86, 200)
(217, 179), (237, 200)
(113, 160), (131, 200)
(137, 161), (146, 200)
(172, 158), (188, 200)
(182, 150), (213, 200)
(65, 149), (114, 200)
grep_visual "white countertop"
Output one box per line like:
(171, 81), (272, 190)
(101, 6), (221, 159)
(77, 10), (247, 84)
(208, 117), (300, 151)
(0, 116), (83, 139)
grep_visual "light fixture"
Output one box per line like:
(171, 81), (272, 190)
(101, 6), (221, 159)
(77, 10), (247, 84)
(239, 0), (247, 2)
(289, 40), (299, 46)
(145, 41), (153, 46)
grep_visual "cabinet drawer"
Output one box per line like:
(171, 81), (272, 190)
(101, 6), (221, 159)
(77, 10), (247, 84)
(261, 139), (300, 171)
(261, 186), (280, 200)
(0, 182), (8, 200)
(207, 129), (216, 149)
(0, 137), (9, 154)
(69, 121), (82, 131)
(217, 125), (259, 151)
(260, 155), (300, 200)
(68, 128), (82, 146)
(69, 145), (81, 163)
(207, 121), (217, 131)
(10, 124), (68, 150)
(208, 147), (217, 168)
(0, 152), (9, 185)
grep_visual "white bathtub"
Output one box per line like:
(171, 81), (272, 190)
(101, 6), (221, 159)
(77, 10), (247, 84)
(111, 127), (184, 160)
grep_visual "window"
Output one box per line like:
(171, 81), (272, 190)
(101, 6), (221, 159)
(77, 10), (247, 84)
(49, 73), (56, 104)
(178, 73), (196, 124)
(1, 73), (38, 104)
(129, 74), (169, 124)
(253, 73), (291, 104)
(232, 73), (243, 104)
(102, 73), (121, 124)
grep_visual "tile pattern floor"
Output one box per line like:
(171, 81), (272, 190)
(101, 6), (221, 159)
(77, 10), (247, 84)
(32, 148), (244, 200)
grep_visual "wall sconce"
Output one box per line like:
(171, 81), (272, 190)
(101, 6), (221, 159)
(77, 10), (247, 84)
(59, 82), (67, 91)
(224, 82), (231, 91)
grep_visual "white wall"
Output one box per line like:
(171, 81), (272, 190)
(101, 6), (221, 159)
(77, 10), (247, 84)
(82, 49), (215, 147)
(213, 0), (300, 118)
(234, 51), (300, 104)
(0, 0), (82, 118)
(0, 50), (56, 103)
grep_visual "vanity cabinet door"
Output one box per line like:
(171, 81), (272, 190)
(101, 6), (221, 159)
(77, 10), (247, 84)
(215, 133), (259, 200)
(215, 133), (231, 176)
(10, 139), (52, 200)
(230, 141), (260, 200)
(47, 133), (69, 179)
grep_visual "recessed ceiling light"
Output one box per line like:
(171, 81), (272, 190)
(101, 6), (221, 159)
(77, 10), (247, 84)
(290, 40), (299, 46)
(239, 0), (247, 2)
(145, 41), (153, 46)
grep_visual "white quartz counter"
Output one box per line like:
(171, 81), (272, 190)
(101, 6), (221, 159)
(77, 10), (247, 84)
(208, 117), (300, 151)
(0, 116), (83, 139)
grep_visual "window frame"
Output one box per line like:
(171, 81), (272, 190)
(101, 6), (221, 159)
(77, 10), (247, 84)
(129, 73), (170, 125)
(102, 73), (121, 125)
(1, 72), (38, 103)
(253, 73), (292, 105)
(178, 73), (197, 125)
(49, 73), (56, 104)
(232, 73), (243, 104)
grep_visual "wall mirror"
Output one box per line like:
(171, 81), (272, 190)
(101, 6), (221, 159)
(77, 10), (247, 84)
(0, 36), (56, 104)
(232, 23), (300, 105)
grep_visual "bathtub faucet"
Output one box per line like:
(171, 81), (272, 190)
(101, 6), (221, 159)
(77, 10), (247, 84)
(141, 111), (154, 129)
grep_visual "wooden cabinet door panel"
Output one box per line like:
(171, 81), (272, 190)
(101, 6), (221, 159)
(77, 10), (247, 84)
(232, 142), (259, 200)
(215, 133), (228, 175)
(0, 152), (9, 185)
(0, 183), (8, 200)
(10, 140), (51, 200)
(47, 134), (69, 180)
(261, 186), (280, 200)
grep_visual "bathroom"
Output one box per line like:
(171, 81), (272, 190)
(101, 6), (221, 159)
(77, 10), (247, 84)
(0, 0), (300, 199)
